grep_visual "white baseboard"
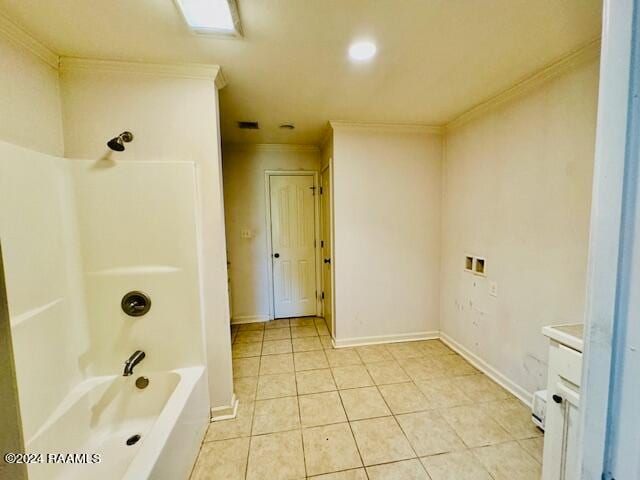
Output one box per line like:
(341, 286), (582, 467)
(210, 394), (238, 421)
(334, 330), (440, 348)
(228, 317), (533, 408)
(231, 315), (271, 325)
(439, 332), (533, 407)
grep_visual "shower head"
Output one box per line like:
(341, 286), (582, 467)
(107, 131), (134, 152)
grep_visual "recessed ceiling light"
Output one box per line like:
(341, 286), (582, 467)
(175, 0), (242, 36)
(348, 41), (377, 61)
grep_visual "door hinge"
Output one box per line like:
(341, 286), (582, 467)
(320, 240), (324, 248)
(310, 186), (316, 196)
(320, 186), (324, 194)
(321, 292), (325, 300)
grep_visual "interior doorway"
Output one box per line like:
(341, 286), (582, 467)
(265, 171), (321, 319)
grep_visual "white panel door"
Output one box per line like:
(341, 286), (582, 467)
(270, 175), (317, 318)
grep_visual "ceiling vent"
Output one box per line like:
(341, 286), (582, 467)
(237, 121), (259, 129)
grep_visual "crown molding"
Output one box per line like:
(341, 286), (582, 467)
(214, 69), (228, 90)
(329, 120), (444, 135)
(223, 143), (320, 153)
(59, 57), (225, 87)
(0, 13), (59, 69)
(320, 123), (333, 150)
(446, 37), (601, 131)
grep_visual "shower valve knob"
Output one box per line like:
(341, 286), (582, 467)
(121, 291), (151, 317)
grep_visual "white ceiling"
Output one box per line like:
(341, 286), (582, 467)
(0, 0), (602, 144)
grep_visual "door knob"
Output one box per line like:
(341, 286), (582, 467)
(552, 394), (563, 404)
(273, 253), (280, 258)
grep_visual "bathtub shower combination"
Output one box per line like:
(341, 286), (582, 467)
(1, 140), (212, 479)
(26, 367), (208, 480)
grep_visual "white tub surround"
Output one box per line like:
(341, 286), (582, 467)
(26, 367), (208, 480)
(59, 59), (235, 417)
(2, 144), (219, 480)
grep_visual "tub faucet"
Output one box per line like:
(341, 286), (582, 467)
(123, 350), (146, 376)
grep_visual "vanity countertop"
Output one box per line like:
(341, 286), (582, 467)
(542, 323), (584, 353)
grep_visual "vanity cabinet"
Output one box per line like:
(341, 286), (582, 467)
(541, 325), (584, 480)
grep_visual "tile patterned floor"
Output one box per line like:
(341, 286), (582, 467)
(190, 317), (543, 480)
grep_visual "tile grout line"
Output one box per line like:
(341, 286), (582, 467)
(230, 331), (534, 479)
(388, 345), (488, 470)
(327, 357), (369, 478)
(371, 382), (424, 467)
(292, 333), (309, 480)
(372, 344), (468, 479)
(243, 335), (263, 480)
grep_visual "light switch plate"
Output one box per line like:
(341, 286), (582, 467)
(489, 280), (498, 297)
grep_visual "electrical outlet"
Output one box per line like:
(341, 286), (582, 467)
(240, 229), (252, 239)
(489, 280), (498, 297)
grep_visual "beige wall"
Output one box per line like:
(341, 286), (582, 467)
(0, 34), (63, 156)
(332, 126), (443, 345)
(440, 59), (599, 398)
(222, 145), (320, 322)
(59, 66), (234, 411)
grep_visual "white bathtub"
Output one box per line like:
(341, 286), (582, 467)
(26, 366), (209, 480)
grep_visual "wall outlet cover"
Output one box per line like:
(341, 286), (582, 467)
(489, 280), (498, 297)
(241, 229), (252, 239)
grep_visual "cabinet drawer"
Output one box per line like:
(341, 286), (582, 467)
(550, 341), (582, 387)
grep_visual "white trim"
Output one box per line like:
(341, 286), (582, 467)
(210, 394), (238, 421)
(320, 162), (336, 339)
(59, 57), (226, 87)
(334, 328), (535, 407)
(0, 13), (59, 69)
(329, 120), (443, 136)
(320, 123), (333, 150)
(446, 37), (601, 130)
(264, 171), (322, 320)
(333, 331), (440, 348)
(439, 332), (533, 407)
(223, 143), (320, 153)
(214, 70), (228, 90)
(580, 1), (637, 476)
(231, 315), (271, 325)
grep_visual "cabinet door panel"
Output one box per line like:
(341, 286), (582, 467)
(557, 381), (581, 480)
(543, 341), (583, 480)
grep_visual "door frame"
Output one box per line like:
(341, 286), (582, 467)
(264, 170), (322, 320)
(580, 0), (640, 478)
(320, 162), (336, 338)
